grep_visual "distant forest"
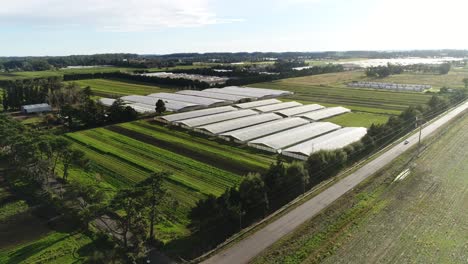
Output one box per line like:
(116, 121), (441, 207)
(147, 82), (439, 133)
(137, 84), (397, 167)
(1, 49), (467, 72)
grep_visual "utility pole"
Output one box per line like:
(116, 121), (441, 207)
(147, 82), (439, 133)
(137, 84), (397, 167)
(416, 116), (423, 156)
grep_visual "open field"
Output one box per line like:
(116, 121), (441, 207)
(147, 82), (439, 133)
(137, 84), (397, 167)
(252, 71), (431, 117)
(324, 112), (389, 127)
(364, 68), (468, 90)
(69, 78), (174, 97)
(64, 121), (276, 242)
(252, 110), (468, 264)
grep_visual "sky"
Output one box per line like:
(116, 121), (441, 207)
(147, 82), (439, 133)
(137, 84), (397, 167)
(0, 0), (467, 56)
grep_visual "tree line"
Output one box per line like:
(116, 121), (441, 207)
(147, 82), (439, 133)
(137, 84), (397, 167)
(63, 72), (212, 90)
(366, 63), (452, 78)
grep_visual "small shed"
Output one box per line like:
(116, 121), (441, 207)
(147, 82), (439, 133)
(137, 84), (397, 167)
(21, 103), (52, 114)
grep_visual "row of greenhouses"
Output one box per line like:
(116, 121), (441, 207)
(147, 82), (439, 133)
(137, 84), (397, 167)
(157, 99), (366, 159)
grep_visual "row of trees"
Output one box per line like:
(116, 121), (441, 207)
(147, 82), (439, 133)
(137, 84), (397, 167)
(58, 88), (138, 129)
(188, 89), (468, 256)
(1, 77), (62, 110)
(224, 64), (344, 86)
(63, 72), (212, 90)
(365, 63), (404, 77)
(366, 62), (452, 78)
(405, 63), (452, 75)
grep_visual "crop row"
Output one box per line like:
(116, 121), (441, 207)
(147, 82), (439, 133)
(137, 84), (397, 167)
(66, 128), (241, 196)
(117, 121), (275, 174)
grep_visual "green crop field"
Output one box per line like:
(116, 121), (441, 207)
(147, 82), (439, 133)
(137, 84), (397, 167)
(64, 122), (276, 242)
(324, 112), (389, 127)
(0, 231), (94, 264)
(253, 111), (468, 264)
(69, 78), (174, 97)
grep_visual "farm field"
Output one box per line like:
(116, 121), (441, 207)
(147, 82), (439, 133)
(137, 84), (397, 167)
(252, 111), (468, 264)
(324, 112), (389, 127)
(364, 68), (468, 90)
(252, 71), (431, 117)
(64, 121), (276, 242)
(320, 112), (468, 264)
(69, 78), (174, 97)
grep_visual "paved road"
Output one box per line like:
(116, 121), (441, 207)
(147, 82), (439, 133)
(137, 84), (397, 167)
(202, 101), (468, 264)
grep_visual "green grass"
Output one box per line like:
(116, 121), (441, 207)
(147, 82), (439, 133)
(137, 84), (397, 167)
(0, 200), (29, 221)
(324, 112), (389, 128)
(69, 78), (174, 97)
(0, 231), (94, 264)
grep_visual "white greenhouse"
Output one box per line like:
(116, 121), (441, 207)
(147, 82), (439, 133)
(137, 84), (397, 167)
(176, 90), (250, 103)
(21, 103), (52, 114)
(98, 98), (116, 107)
(282, 127), (367, 160)
(248, 122), (341, 153)
(220, 86), (293, 97)
(126, 103), (156, 113)
(275, 104), (324, 117)
(121, 95), (201, 112)
(254, 101), (302, 113)
(234, 99), (282, 109)
(203, 88), (262, 99)
(175, 109), (258, 128)
(194, 113), (282, 135)
(147, 93), (228, 107)
(156, 106), (238, 123)
(298, 107), (351, 121)
(219, 117), (310, 143)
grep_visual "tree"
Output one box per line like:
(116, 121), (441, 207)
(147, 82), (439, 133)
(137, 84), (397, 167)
(155, 99), (166, 115)
(262, 157), (287, 210)
(62, 149), (88, 181)
(438, 63), (451, 74)
(64, 182), (107, 229)
(136, 172), (168, 241)
(111, 188), (147, 250)
(284, 162), (309, 200)
(239, 173), (268, 224)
